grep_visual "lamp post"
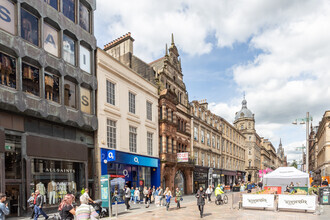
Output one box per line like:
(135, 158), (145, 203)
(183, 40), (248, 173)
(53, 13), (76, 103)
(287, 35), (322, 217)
(292, 112), (312, 181)
(296, 145), (306, 171)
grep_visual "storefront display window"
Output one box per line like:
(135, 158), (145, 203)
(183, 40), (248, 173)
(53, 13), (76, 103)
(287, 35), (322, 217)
(79, 45), (91, 73)
(45, 72), (59, 103)
(0, 51), (16, 88)
(5, 134), (22, 179)
(44, 0), (58, 10)
(64, 79), (76, 108)
(22, 63), (39, 96)
(43, 23), (59, 57)
(63, 34), (75, 65)
(21, 8), (38, 46)
(80, 87), (91, 114)
(63, 0), (75, 22)
(0, 0), (16, 35)
(30, 159), (85, 206)
(79, 2), (90, 32)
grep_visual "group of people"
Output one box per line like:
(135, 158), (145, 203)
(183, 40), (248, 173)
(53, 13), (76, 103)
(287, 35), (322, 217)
(25, 188), (99, 220)
(123, 185), (183, 211)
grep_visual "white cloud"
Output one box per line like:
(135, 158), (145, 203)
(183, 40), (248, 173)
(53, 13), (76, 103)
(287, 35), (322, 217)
(95, 0), (330, 162)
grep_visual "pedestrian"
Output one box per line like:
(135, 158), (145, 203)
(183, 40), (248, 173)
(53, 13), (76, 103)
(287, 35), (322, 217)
(27, 193), (35, 219)
(151, 186), (156, 203)
(175, 188), (182, 209)
(258, 181), (263, 190)
(34, 190), (49, 220)
(58, 194), (75, 220)
(124, 185), (131, 211)
(0, 193), (10, 220)
(76, 194), (99, 219)
(240, 183), (245, 192)
(196, 186), (206, 218)
(214, 184), (224, 203)
(205, 186), (212, 203)
(134, 187), (139, 204)
(164, 187), (172, 211)
(146, 187), (152, 208)
(130, 187), (135, 203)
(81, 188), (95, 204)
(158, 186), (164, 206)
(247, 182), (252, 193)
(154, 187), (160, 207)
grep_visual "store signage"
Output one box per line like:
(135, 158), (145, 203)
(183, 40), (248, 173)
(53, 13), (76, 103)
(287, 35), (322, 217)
(0, 0), (15, 35)
(242, 194), (275, 208)
(177, 152), (189, 162)
(100, 175), (110, 208)
(106, 150), (116, 161)
(80, 87), (91, 114)
(139, 180), (144, 186)
(278, 195), (316, 211)
(44, 168), (76, 173)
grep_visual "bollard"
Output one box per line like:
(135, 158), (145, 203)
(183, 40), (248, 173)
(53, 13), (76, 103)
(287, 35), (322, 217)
(115, 200), (118, 218)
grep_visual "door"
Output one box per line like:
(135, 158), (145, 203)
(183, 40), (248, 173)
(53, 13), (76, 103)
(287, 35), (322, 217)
(5, 184), (21, 217)
(174, 171), (185, 194)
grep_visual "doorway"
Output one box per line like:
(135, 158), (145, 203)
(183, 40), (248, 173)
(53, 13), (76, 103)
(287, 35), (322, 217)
(174, 171), (185, 194)
(5, 184), (21, 217)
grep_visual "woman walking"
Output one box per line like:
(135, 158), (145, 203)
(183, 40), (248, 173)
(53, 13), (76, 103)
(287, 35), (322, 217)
(58, 194), (75, 220)
(164, 187), (172, 211)
(134, 187), (140, 204)
(175, 188), (182, 209)
(205, 185), (212, 203)
(196, 186), (206, 218)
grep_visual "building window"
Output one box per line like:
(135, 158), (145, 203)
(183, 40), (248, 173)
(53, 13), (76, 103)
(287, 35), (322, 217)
(171, 138), (174, 153)
(129, 126), (137, 152)
(212, 135), (215, 148)
(63, 0), (75, 22)
(194, 127), (198, 141)
(106, 80), (115, 105)
(217, 137), (220, 149)
(201, 153), (204, 166)
(222, 139), (225, 152)
(217, 157), (220, 168)
(207, 133), (210, 146)
(44, 72), (59, 102)
(166, 108), (168, 119)
(213, 156), (215, 168)
(0, 52), (16, 88)
(79, 45), (91, 73)
(159, 136), (162, 153)
(44, 0), (58, 10)
(63, 34), (75, 65)
(79, 2), (90, 32)
(249, 160), (251, 168)
(0, 0), (16, 35)
(194, 151), (198, 165)
(43, 23), (59, 57)
(147, 132), (153, 156)
(64, 79), (76, 108)
(21, 8), (38, 46)
(171, 111), (173, 122)
(107, 119), (116, 149)
(159, 106), (162, 120)
(22, 63), (39, 96)
(128, 92), (135, 114)
(201, 130), (204, 143)
(80, 87), (91, 114)
(146, 101), (152, 121)
(166, 136), (169, 153)
(208, 155), (210, 167)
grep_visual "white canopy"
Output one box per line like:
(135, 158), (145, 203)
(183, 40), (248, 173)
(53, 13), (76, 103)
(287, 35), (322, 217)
(263, 167), (309, 192)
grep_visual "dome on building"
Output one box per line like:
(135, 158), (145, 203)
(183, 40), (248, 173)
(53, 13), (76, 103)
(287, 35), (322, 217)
(235, 98), (254, 120)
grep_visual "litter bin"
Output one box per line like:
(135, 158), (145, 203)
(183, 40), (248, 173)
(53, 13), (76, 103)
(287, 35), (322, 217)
(319, 187), (330, 205)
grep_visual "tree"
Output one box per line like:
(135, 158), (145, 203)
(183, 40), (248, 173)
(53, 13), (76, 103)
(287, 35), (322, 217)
(291, 160), (298, 169)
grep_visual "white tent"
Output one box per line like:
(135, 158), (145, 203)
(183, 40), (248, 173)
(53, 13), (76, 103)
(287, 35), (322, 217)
(263, 167), (309, 192)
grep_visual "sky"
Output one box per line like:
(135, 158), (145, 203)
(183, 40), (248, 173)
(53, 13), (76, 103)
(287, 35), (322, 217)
(94, 0), (330, 163)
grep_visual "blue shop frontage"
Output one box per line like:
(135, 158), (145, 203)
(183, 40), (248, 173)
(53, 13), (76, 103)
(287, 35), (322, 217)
(100, 149), (160, 202)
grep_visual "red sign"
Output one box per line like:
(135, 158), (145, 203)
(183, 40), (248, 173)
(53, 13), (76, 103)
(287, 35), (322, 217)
(139, 180), (144, 186)
(177, 152), (189, 162)
(110, 175), (125, 178)
(264, 186), (282, 194)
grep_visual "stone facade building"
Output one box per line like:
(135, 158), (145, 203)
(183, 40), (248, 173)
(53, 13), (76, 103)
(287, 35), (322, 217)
(149, 35), (193, 194)
(0, 0), (97, 217)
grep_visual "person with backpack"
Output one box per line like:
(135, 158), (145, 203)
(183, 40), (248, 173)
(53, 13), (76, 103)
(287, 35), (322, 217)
(34, 190), (49, 220)
(58, 194), (75, 220)
(27, 193), (35, 219)
(196, 186), (206, 218)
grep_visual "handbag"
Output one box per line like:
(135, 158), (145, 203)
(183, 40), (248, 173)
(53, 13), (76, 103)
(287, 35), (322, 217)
(175, 197), (177, 203)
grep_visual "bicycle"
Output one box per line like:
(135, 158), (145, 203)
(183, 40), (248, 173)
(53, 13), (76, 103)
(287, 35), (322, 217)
(215, 194), (228, 205)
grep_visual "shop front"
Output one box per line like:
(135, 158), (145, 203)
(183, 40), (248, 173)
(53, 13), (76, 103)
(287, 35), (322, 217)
(100, 148), (160, 203)
(236, 171), (246, 183)
(222, 169), (237, 186)
(212, 169), (222, 187)
(193, 166), (209, 193)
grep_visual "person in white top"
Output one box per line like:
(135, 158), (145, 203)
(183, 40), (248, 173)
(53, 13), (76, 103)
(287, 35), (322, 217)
(133, 187), (140, 204)
(82, 188), (95, 204)
(205, 185), (213, 203)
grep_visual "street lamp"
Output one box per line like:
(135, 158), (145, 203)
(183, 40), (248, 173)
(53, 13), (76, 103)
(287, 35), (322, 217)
(292, 112), (312, 185)
(296, 145), (306, 171)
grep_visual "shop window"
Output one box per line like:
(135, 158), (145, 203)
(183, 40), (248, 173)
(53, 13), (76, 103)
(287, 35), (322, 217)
(44, 72), (59, 103)
(171, 138), (174, 153)
(171, 111), (173, 122)
(43, 23), (59, 57)
(166, 136), (169, 153)
(147, 132), (153, 156)
(201, 130), (204, 143)
(146, 101), (152, 121)
(0, 51), (16, 88)
(30, 159), (85, 206)
(79, 45), (91, 73)
(194, 127), (198, 141)
(106, 80), (115, 105)
(107, 119), (116, 149)
(63, 34), (75, 65)
(64, 79), (76, 108)
(21, 8), (38, 46)
(128, 92), (135, 114)
(80, 87), (91, 114)
(129, 126), (137, 153)
(79, 2), (90, 32)
(159, 136), (162, 153)
(5, 134), (22, 179)
(44, 0), (58, 10)
(159, 106), (162, 119)
(22, 62), (39, 96)
(63, 0), (75, 22)
(194, 151), (198, 165)
(0, 0), (16, 35)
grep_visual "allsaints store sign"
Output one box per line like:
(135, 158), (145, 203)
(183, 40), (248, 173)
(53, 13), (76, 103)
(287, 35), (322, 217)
(43, 23), (58, 57)
(44, 168), (76, 173)
(0, 0), (15, 35)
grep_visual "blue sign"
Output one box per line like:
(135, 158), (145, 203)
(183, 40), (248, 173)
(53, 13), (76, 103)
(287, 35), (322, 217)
(101, 149), (158, 168)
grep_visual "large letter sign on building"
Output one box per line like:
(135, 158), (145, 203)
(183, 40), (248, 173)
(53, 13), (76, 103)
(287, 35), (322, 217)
(0, 0), (15, 35)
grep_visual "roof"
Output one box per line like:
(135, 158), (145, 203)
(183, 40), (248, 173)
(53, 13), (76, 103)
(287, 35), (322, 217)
(235, 98), (254, 120)
(264, 167), (308, 179)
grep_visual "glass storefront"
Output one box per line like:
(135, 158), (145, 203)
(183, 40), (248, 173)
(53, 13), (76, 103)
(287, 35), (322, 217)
(30, 159), (85, 206)
(5, 134), (22, 179)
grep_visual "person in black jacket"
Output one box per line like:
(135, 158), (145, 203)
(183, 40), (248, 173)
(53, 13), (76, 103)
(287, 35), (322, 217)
(196, 186), (206, 218)
(34, 190), (49, 220)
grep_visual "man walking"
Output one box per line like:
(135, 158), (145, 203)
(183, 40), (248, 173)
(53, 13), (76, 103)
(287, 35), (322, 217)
(124, 185), (131, 211)
(34, 190), (49, 220)
(196, 187), (206, 218)
(0, 193), (9, 220)
(175, 188), (182, 209)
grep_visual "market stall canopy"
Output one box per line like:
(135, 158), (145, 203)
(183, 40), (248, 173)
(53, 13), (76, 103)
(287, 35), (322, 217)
(263, 167), (309, 192)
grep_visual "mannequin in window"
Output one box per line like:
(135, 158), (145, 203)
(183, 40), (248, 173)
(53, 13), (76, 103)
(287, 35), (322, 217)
(45, 74), (54, 100)
(36, 182), (46, 203)
(22, 17), (33, 43)
(0, 55), (13, 86)
(48, 180), (57, 205)
(68, 181), (77, 194)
